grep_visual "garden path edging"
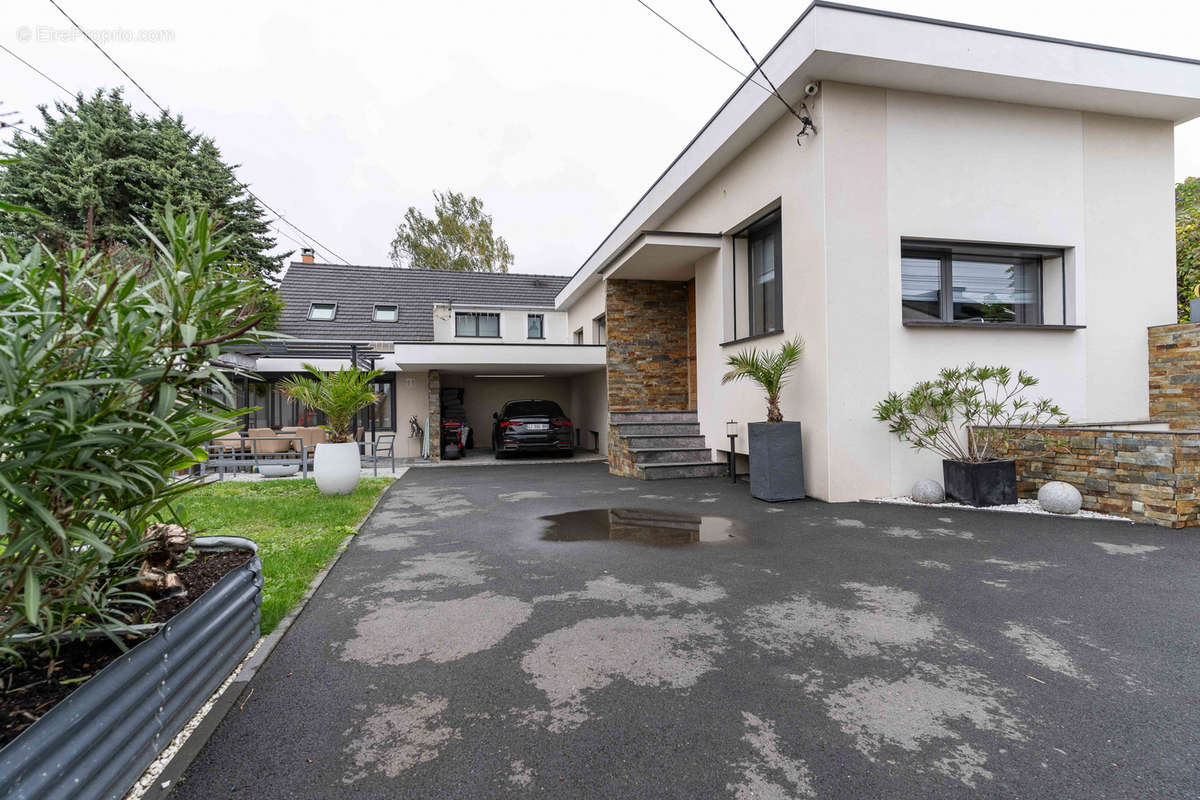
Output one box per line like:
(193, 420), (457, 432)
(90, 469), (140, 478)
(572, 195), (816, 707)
(136, 474), (403, 799)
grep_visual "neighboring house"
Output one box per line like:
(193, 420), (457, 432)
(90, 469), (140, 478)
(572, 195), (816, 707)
(254, 2), (1200, 498)
(250, 255), (604, 459)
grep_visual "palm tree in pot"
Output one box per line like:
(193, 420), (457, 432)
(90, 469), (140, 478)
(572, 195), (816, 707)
(721, 336), (805, 501)
(279, 364), (382, 494)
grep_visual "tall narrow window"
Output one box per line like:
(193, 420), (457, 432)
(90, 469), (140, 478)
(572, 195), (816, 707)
(455, 312), (501, 338)
(594, 314), (606, 345)
(747, 212), (782, 336)
(573, 328), (583, 345)
(527, 314), (545, 339)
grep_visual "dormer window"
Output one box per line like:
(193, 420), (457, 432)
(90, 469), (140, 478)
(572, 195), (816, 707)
(373, 305), (398, 322)
(308, 302), (337, 321)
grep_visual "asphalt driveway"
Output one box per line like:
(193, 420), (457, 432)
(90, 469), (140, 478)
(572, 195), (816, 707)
(171, 463), (1200, 799)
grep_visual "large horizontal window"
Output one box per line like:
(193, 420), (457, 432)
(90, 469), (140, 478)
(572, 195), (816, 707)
(455, 312), (500, 338)
(902, 241), (1063, 326)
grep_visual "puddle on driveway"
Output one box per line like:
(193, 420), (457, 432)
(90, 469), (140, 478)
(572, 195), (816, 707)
(539, 508), (746, 546)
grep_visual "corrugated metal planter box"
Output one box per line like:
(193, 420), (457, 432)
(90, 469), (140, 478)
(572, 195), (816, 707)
(0, 536), (263, 800)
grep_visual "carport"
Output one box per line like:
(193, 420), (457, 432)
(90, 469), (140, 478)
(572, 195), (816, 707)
(390, 343), (607, 460)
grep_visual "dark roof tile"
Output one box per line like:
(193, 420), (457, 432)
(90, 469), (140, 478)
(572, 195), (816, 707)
(276, 263), (570, 341)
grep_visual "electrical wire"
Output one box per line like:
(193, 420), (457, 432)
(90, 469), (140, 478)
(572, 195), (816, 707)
(0, 42), (75, 97)
(37, 0), (352, 264)
(633, 0), (770, 93)
(705, 0), (814, 131)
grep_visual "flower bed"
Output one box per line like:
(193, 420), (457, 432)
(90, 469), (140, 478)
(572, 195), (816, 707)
(0, 537), (262, 800)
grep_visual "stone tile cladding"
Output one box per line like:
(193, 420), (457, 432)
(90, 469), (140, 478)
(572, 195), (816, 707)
(427, 369), (441, 462)
(990, 426), (1200, 528)
(608, 430), (638, 478)
(605, 279), (691, 413)
(1149, 323), (1200, 429)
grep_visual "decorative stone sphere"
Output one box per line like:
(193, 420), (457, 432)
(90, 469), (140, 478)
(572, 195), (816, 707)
(1037, 481), (1082, 515)
(911, 479), (946, 504)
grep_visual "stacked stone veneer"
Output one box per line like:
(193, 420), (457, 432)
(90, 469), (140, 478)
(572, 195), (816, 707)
(427, 369), (440, 462)
(990, 426), (1200, 528)
(1149, 323), (1200, 429)
(608, 434), (639, 478)
(605, 279), (691, 412)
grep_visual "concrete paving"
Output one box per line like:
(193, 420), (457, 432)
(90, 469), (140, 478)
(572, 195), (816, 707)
(171, 463), (1200, 799)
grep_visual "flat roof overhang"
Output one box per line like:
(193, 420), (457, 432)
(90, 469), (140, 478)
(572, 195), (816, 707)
(605, 231), (722, 281)
(255, 343), (606, 377)
(555, 0), (1200, 309)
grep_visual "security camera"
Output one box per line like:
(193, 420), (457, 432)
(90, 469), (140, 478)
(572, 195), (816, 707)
(803, 82), (820, 97)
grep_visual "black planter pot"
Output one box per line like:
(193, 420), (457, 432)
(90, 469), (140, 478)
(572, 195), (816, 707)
(0, 537), (262, 800)
(942, 459), (1017, 507)
(748, 421), (805, 502)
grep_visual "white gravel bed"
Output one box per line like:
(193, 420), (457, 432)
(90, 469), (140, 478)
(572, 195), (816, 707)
(123, 637), (265, 800)
(872, 496), (1133, 523)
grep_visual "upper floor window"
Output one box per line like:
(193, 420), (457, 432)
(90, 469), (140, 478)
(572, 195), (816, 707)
(527, 314), (545, 339)
(747, 211), (782, 337)
(573, 328), (584, 345)
(373, 304), (398, 322)
(901, 241), (1060, 325)
(455, 311), (500, 338)
(594, 314), (607, 345)
(308, 302), (337, 321)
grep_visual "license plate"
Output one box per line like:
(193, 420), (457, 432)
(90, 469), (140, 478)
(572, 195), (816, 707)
(526, 423), (549, 431)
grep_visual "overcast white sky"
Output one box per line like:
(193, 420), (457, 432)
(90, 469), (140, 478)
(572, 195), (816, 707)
(3, 0), (1198, 275)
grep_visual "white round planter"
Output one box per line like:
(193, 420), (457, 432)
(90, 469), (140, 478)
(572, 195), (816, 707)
(313, 441), (361, 495)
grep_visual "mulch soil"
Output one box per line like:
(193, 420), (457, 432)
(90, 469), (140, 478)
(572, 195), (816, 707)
(0, 549), (253, 750)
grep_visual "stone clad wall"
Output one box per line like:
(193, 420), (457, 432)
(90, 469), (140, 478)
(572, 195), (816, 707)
(991, 426), (1200, 528)
(605, 279), (691, 412)
(1149, 323), (1200, 429)
(427, 369), (441, 461)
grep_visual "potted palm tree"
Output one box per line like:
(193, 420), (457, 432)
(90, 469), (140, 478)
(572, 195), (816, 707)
(721, 336), (805, 502)
(279, 364), (382, 494)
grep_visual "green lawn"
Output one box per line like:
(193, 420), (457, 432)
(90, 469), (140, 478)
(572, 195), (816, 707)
(176, 478), (393, 634)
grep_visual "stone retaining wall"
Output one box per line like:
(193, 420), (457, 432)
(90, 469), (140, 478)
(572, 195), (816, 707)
(991, 426), (1200, 528)
(1149, 323), (1200, 429)
(606, 279), (691, 412)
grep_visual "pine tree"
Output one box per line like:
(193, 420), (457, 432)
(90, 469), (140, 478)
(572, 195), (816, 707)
(0, 88), (281, 284)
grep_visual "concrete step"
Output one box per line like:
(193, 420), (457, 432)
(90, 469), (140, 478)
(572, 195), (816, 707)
(638, 460), (728, 480)
(610, 410), (698, 425)
(614, 422), (701, 437)
(628, 447), (714, 464)
(620, 434), (709, 449)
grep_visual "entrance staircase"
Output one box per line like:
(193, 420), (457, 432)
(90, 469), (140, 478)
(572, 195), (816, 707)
(609, 411), (727, 480)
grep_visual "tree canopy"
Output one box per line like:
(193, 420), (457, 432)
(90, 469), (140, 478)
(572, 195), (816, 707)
(389, 189), (513, 272)
(1180, 177), (1200, 321)
(0, 88), (282, 284)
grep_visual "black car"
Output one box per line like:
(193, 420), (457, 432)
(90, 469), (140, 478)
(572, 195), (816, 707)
(492, 400), (573, 458)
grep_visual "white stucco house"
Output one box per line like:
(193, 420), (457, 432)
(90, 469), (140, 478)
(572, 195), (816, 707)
(252, 2), (1200, 500)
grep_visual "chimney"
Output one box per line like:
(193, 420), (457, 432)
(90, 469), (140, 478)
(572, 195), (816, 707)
(300, 247), (315, 263)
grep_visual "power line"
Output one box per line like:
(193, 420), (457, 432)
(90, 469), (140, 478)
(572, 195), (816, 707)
(34, 0), (352, 264)
(705, 0), (816, 139)
(0, 42), (75, 97)
(633, 0), (769, 93)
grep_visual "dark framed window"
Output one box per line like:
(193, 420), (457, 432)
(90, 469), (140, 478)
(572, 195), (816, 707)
(746, 211), (782, 336)
(307, 302), (337, 321)
(594, 314), (606, 345)
(902, 241), (1051, 325)
(455, 312), (500, 338)
(527, 314), (545, 339)
(373, 304), (398, 322)
(573, 328), (583, 344)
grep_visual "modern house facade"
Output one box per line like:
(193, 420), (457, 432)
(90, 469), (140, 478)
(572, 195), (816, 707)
(258, 2), (1200, 500)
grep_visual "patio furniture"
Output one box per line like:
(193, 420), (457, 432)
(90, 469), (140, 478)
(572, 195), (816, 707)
(258, 464), (300, 478)
(201, 430), (308, 479)
(363, 433), (396, 476)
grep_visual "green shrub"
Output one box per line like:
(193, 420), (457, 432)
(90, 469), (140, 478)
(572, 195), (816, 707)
(873, 364), (1068, 462)
(0, 208), (266, 657)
